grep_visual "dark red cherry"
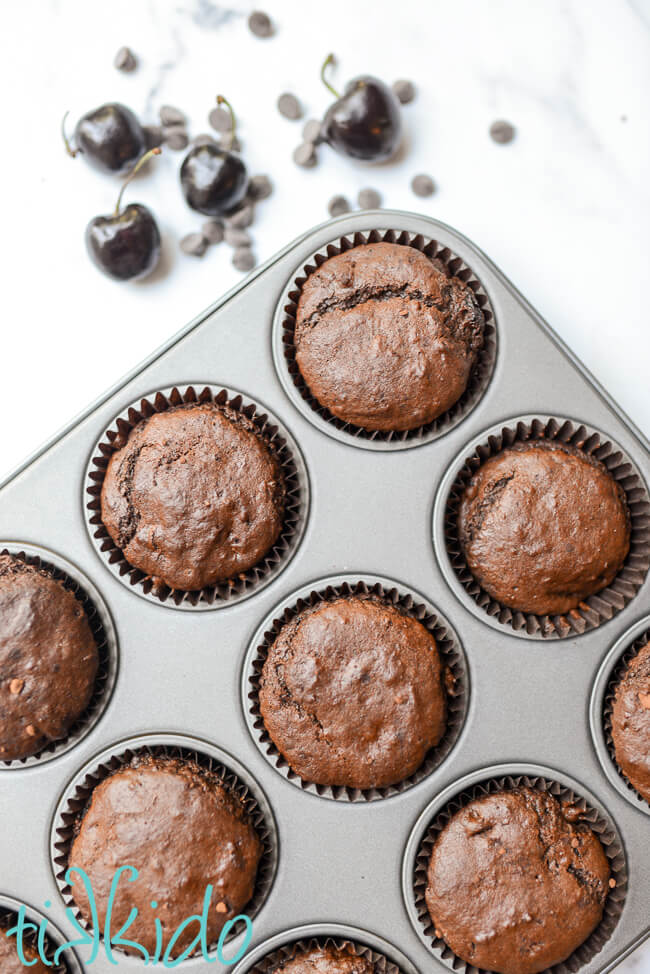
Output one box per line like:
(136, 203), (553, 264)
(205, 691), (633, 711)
(85, 149), (162, 281)
(179, 95), (248, 216)
(320, 55), (403, 162)
(180, 144), (247, 216)
(65, 103), (146, 175)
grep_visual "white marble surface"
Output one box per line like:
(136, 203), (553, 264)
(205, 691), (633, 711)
(0, 0), (648, 969)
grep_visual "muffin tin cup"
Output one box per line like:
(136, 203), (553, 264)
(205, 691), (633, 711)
(272, 227), (497, 451)
(0, 896), (84, 974)
(242, 574), (469, 802)
(402, 764), (627, 974)
(0, 543), (118, 770)
(233, 923), (418, 974)
(50, 733), (278, 956)
(84, 384), (309, 609)
(435, 415), (650, 639)
(590, 615), (650, 816)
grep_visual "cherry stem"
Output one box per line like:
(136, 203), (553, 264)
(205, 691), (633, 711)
(61, 111), (79, 158)
(216, 94), (237, 151)
(320, 53), (340, 99)
(114, 147), (162, 215)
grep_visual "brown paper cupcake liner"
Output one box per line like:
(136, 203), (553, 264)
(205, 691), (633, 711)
(443, 416), (650, 638)
(0, 545), (118, 770)
(602, 624), (650, 811)
(411, 772), (627, 974)
(245, 576), (469, 801)
(51, 737), (277, 956)
(84, 384), (308, 608)
(246, 933), (402, 974)
(0, 898), (82, 973)
(275, 228), (497, 448)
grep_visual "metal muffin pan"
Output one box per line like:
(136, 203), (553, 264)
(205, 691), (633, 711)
(0, 209), (648, 974)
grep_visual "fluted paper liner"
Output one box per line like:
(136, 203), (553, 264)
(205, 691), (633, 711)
(246, 578), (468, 801)
(51, 739), (277, 956)
(443, 417), (650, 638)
(0, 546), (117, 769)
(85, 384), (307, 608)
(276, 228), (497, 448)
(0, 900), (74, 973)
(246, 933), (402, 974)
(411, 772), (627, 974)
(603, 624), (650, 811)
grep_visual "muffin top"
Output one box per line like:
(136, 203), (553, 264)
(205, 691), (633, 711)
(0, 554), (99, 762)
(457, 441), (630, 615)
(611, 640), (650, 803)
(294, 242), (485, 432)
(68, 754), (262, 958)
(274, 945), (375, 974)
(0, 925), (50, 974)
(259, 596), (446, 790)
(425, 787), (611, 974)
(100, 402), (285, 591)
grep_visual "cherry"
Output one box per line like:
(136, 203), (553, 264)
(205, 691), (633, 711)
(320, 55), (403, 162)
(180, 95), (248, 216)
(85, 148), (162, 281)
(63, 103), (146, 175)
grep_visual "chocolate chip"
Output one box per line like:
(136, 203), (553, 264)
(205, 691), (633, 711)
(293, 142), (317, 168)
(208, 105), (232, 133)
(232, 247), (256, 271)
(164, 128), (189, 150)
(489, 119), (516, 144)
(411, 173), (436, 197)
(277, 92), (303, 120)
(248, 10), (273, 37)
(357, 187), (381, 209)
(328, 195), (351, 217)
(226, 205), (254, 229)
(159, 105), (185, 126)
(180, 233), (208, 257)
(193, 133), (217, 147)
(225, 227), (252, 247)
(143, 124), (163, 150)
(202, 220), (224, 244)
(114, 46), (137, 73)
(392, 79), (416, 104)
(302, 119), (322, 144)
(247, 174), (273, 200)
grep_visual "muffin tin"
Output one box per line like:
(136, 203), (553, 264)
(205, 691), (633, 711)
(0, 210), (648, 974)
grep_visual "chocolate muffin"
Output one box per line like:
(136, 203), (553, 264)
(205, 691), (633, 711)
(68, 754), (263, 957)
(293, 242), (485, 432)
(0, 554), (99, 761)
(100, 401), (285, 591)
(0, 923), (50, 974)
(611, 640), (650, 803)
(274, 945), (375, 974)
(259, 596), (446, 790)
(425, 787), (611, 974)
(457, 441), (630, 616)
